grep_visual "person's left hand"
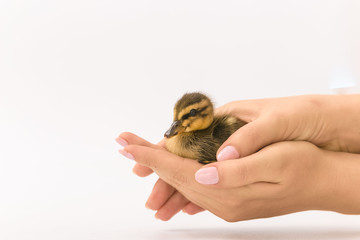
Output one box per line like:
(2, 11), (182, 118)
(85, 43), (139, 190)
(118, 132), (343, 222)
(117, 132), (203, 220)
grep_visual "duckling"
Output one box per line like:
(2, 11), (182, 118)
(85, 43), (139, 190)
(164, 92), (246, 164)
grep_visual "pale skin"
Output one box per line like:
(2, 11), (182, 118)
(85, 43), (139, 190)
(117, 94), (360, 221)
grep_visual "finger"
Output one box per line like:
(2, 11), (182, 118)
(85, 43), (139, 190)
(196, 144), (285, 188)
(117, 132), (162, 149)
(133, 139), (167, 177)
(183, 203), (205, 215)
(132, 163), (154, 177)
(118, 132), (166, 176)
(216, 116), (285, 160)
(146, 178), (176, 210)
(123, 145), (201, 189)
(154, 191), (189, 221)
(215, 99), (265, 123)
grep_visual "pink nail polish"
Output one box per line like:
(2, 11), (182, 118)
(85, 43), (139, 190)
(118, 149), (134, 160)
(195, 167), (219, 185)
(217, 146), (239, 161)
(115, 137), (128, 147)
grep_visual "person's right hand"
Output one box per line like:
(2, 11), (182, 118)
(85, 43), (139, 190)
(216, 94), (360, 161)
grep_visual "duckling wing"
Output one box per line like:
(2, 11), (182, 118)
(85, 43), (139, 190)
(197, 135), (220, 164)
(196, 116), (246, 164)
(212, 116), (243, 142)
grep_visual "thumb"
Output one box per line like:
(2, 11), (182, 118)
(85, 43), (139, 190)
(196, 145), (283, 188)
(217, 116), (284, 160)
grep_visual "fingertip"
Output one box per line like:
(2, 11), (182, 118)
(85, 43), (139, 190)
(195, 167), (219, 185)
(119, 132), (160, 149)
(124, 144), (153, 164)
(154, 212), (170, 221)
(132, 163), (153, 177)
(183, 203), (205, 215)
(217, 119), (272, 159)
(115, 137), (128, 147)
(118, 131), (134, 141)
(145, 202), (157, 211)
(217, 145), (240, 161)
(118, 148), (135, 160)
(145, 197), (160, 211)
(123, 144), (140, 156)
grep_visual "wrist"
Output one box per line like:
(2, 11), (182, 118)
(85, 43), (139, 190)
(314, 94), (360, 153)
(334, 94), (360, 153)
(319, 150), (360, 214)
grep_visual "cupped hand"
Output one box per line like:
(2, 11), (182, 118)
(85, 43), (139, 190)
(117, 132), (204, 220)
(118, 133), (359, 222)
(117, 94), (360, 221)
(215, 94), (360, 161)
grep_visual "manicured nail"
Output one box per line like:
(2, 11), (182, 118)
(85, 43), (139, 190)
(115, 137), (128, 147)
(195, 167), (219, 185)
(217, 146), (239, 161)
(118, 149), (134, 160)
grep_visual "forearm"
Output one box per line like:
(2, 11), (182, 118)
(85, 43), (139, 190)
(325, 94), (360, 153)
(321, 150), (360, 214)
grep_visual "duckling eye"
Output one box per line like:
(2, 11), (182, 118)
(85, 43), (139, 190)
(189, 109), (197, 116)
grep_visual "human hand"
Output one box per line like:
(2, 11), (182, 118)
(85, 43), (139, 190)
(130, 94), (360, 176)
(117, 132), (204, 220)
(119, 133), (360, 222)
(117, 94), (360, 221)
(216, 94), (360, 161)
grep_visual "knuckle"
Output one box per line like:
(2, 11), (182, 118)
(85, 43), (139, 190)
(245, 123), (262, 141)
(148, 149), (163, 169)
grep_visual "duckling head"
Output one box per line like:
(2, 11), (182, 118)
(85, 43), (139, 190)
(164, 92), (214, 138)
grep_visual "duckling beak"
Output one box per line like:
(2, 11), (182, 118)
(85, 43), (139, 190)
(164, 120), (182, 138)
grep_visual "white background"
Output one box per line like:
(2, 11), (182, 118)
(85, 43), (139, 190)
(1, 1), (360, 239)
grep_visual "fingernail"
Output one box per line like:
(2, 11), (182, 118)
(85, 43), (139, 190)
(195, 167), (219, 185)
(217, 146), (239, 161)
(118, 149), (134, 160)
(115, 137), (128, 147)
